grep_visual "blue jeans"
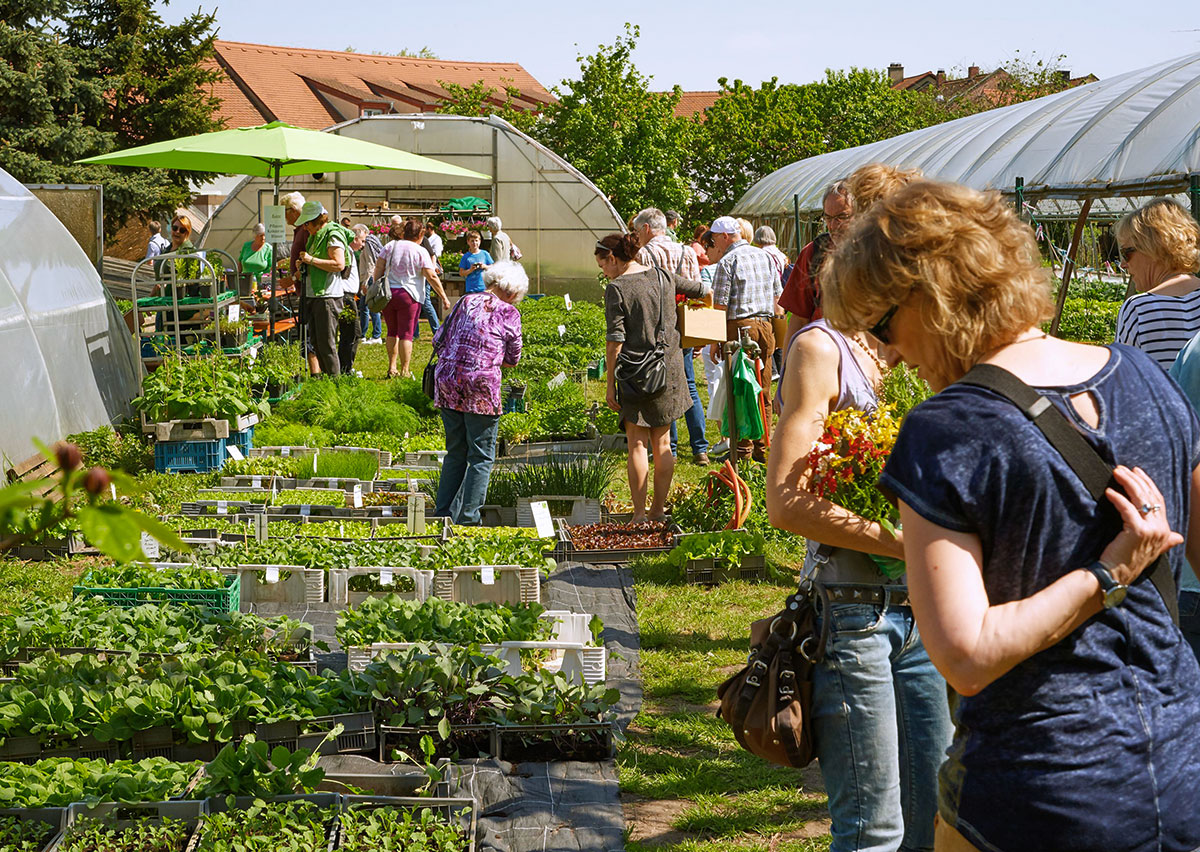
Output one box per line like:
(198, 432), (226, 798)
(1180, 590), (1200, 662)
(413, 290), (440, 339)
(434, 409), (499, 525)
(812, 596), (953, 852)
(670, 348), (707, 456)
(358, 288), (381, 339)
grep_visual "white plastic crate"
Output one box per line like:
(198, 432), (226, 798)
(515, 496), (601, 527)
(432, 565), (540, 605)
(328, 567), (434, 607)
(220, 565), (324, 607)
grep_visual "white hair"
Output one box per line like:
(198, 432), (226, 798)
(632, 208), (667, 234)
(482, 261), (529, 302)
(280, 192), (305, 212)
(352, 224), (369, 237)
(485, 216), (503, 232)
(252, 223), (266, 236)
(390, 214), (404, 226)
(754, 225), (777, 245)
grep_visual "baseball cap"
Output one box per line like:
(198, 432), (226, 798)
(710, 216), (740, 234)
(295, 201), (327, 227)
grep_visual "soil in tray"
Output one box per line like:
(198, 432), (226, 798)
(499, 727), (613, 761)
(58, 816), (195, 852)
(568, 521), (674, 551)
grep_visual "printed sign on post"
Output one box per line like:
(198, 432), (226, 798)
(548, 372), (567, 389)
(281, 446), (291, 457)
(530, 500), (555, 538)
(300, 504), (310, 517)
(382, 505), (393, 517)
(481, 566), (495, 585)
(252, 476), (262, 489)
(264, 205), (287, 244)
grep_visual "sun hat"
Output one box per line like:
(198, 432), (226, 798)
(710, 216), (740, 234)
(295, 200), (327, 227)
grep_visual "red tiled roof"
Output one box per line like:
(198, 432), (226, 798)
(209, 40), (554, 130)
(671, 91), (723, 118)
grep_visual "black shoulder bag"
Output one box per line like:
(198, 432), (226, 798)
(614, 267), (670, 401)
(958, 363), (1179, 624)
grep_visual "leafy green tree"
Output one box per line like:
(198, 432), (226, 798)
(533, 24), (694, 220)
(435, 79), (540, 135)
(0, 0), (224, 239)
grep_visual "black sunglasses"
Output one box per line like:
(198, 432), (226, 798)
(869, 305), (899, 345)
(1119, 245), (1137, 263)
(171, 225), (187, 233)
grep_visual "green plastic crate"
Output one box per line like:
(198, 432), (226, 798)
(72, 571), (240, 612)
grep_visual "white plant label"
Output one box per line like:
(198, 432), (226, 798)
(481, 566), (495, 585)
(531, 501), (555, 538)
(281, 446), (291, 457)
(140, 532), (160, 560)
(110, 483), (117, 500)
(557, 324), (566, 338)
(300, 505), (310, 517)
(548, 372), (567, 389)
(353, 485), (363, 508)
(227, 303), (240, 322)
(379, 568), (393, 586)
(247, 346), (258, 362)
(217, 500), (228, 515)
(382, 505), (393, 517)
(226, 445), (245, 461)
(564, 294), (573, 310)
(265, 565), (279, 583)
(251, 476), (262, 489)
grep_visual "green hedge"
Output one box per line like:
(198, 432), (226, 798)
(1053, 297), (1121, 344)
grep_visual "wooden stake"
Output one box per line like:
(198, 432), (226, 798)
(1050, 198), (1093, 337)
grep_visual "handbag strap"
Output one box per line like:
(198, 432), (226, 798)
(957, 363), (1179, 624)
(647, 264), (669, 347)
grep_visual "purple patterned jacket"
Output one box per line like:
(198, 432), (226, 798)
(432, 292), (522, 415)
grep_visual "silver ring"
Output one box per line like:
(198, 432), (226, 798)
(1139, 503), (1161, 515)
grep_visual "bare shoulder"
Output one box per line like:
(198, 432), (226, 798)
(787, 325), (841, 368)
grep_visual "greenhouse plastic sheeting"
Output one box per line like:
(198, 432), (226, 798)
(735, 50), (1200, 216)
(0, 167), (139, 464)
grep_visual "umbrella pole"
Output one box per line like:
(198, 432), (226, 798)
(270, 166), (280, 345)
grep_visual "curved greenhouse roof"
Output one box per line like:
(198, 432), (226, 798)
(0, 168), (139, 463)
(735, 50), (1200, 217)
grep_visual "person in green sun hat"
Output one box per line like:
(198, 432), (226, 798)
(296, 201), (354, 376)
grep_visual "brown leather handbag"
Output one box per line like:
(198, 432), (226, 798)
(716, 583), (829, 767)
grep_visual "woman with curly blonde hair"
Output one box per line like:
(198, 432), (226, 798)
(824, 179), (1200, 852)
(1114, 197), (1200, 368)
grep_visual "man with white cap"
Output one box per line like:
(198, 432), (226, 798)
(708, 215), (783, 462)
(295, 200), (354, 376)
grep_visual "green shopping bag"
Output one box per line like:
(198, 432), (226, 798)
(721, 350), (765, 441)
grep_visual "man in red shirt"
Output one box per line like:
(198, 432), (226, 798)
(778, 182), (853, 348)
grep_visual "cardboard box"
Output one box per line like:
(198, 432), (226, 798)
(677, 304), (727, 348)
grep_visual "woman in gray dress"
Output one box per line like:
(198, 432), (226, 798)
(597, 232), (711, 522)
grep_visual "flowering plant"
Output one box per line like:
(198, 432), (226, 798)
(807, 405), (905, 578)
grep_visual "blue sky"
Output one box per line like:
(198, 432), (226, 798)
(162, 0), (1200, 91)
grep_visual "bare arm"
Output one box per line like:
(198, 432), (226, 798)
(903, 465), (1183, 696)
(423, 268), (448, 308)
(764, 330), (903, 558)
(605, 340), (622, 413)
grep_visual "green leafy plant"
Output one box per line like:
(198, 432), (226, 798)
(82, 563), (230, 591)
(271, 489), (346, 508)
(196, 800), (334, 851)
(1053, 296), (1121, 344)
(880, 363), (933, 421)
(0, 757), (200, 808)
(251, 421), (334, 449)
(221, 456), (300, 477)
(133, 353), (270, 426)
(508, 453), (619, 501)
(274, 378), (421, 436)
(66, 425), (153, 476)
(193, 737), (325, 799)
(336, 596), (552, 647)
(339, 804), (470, 851)
(431, 529), (551, 573)
(667, 531), (766, 569)
(294, 451), (379, 481)
(58, 814), (193, 852)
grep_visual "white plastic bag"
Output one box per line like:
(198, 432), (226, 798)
(706, 352), (728, 420)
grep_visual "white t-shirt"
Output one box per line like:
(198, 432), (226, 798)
(426, 232), (443, 258)
(380, 239), (434, 302)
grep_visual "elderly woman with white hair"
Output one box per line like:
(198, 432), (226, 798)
(238, 223), (273, 298)
(486, 216), (512, 264)
(432, 261), (527, 525)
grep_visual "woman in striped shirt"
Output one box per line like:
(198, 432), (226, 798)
(1113, 197), (1200, 369)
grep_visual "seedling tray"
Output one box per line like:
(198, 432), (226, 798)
(200, 794), (338, 850)
(553, 518), (679, 565)
(73, 571), (240, 613)
(252, 712), (377, 756)
(379, 722), (613, 763)
(685, 555), (768, 585)
(515, 495), (601, 527)
(51, 799), (206, 852)
(432, 565), (540, 605)
(340, 795), (476, 852)
(329, 567), (433, 607)
(500, 436), (601, 458)
(182, 499), (267, 516)
(251, 446), (392, 467)
(220, 475), (299, 489)
(0, 807), (64, 852)
(11, 531), (96, 562)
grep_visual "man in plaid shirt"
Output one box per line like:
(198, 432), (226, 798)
(632, 207), (709, 464)
(708, 215), (783, 462)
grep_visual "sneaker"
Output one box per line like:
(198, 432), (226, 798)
(692, 452), (710, 465)
(364, 337), (383, 345)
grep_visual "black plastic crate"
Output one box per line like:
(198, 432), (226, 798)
(553, 518), (679, 565)
(254, 713), (376, 756)
(685, 555), (768, 585)
(379, 725), (499, 762)
(0, 807), (64, 852)
(340, 795), (476, 852)
(497, 722), (615, 762)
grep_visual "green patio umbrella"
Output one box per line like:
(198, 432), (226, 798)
(78, 120), (490, 202)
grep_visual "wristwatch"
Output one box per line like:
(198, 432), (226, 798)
(1087, 560), (1128, 609)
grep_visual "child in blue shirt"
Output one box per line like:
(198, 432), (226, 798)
(459, 231), (494, 294)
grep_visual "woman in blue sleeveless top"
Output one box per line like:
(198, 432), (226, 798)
(767, 163), (952, 852)
(823, 179), (1200, 852)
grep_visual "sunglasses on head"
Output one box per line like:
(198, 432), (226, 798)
(869, 304), (898, 345)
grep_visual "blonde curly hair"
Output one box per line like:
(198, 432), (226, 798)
(823, 180), (1053, 384)
(846, 163), (924, 214)
(1113, 197), (1200, 274)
